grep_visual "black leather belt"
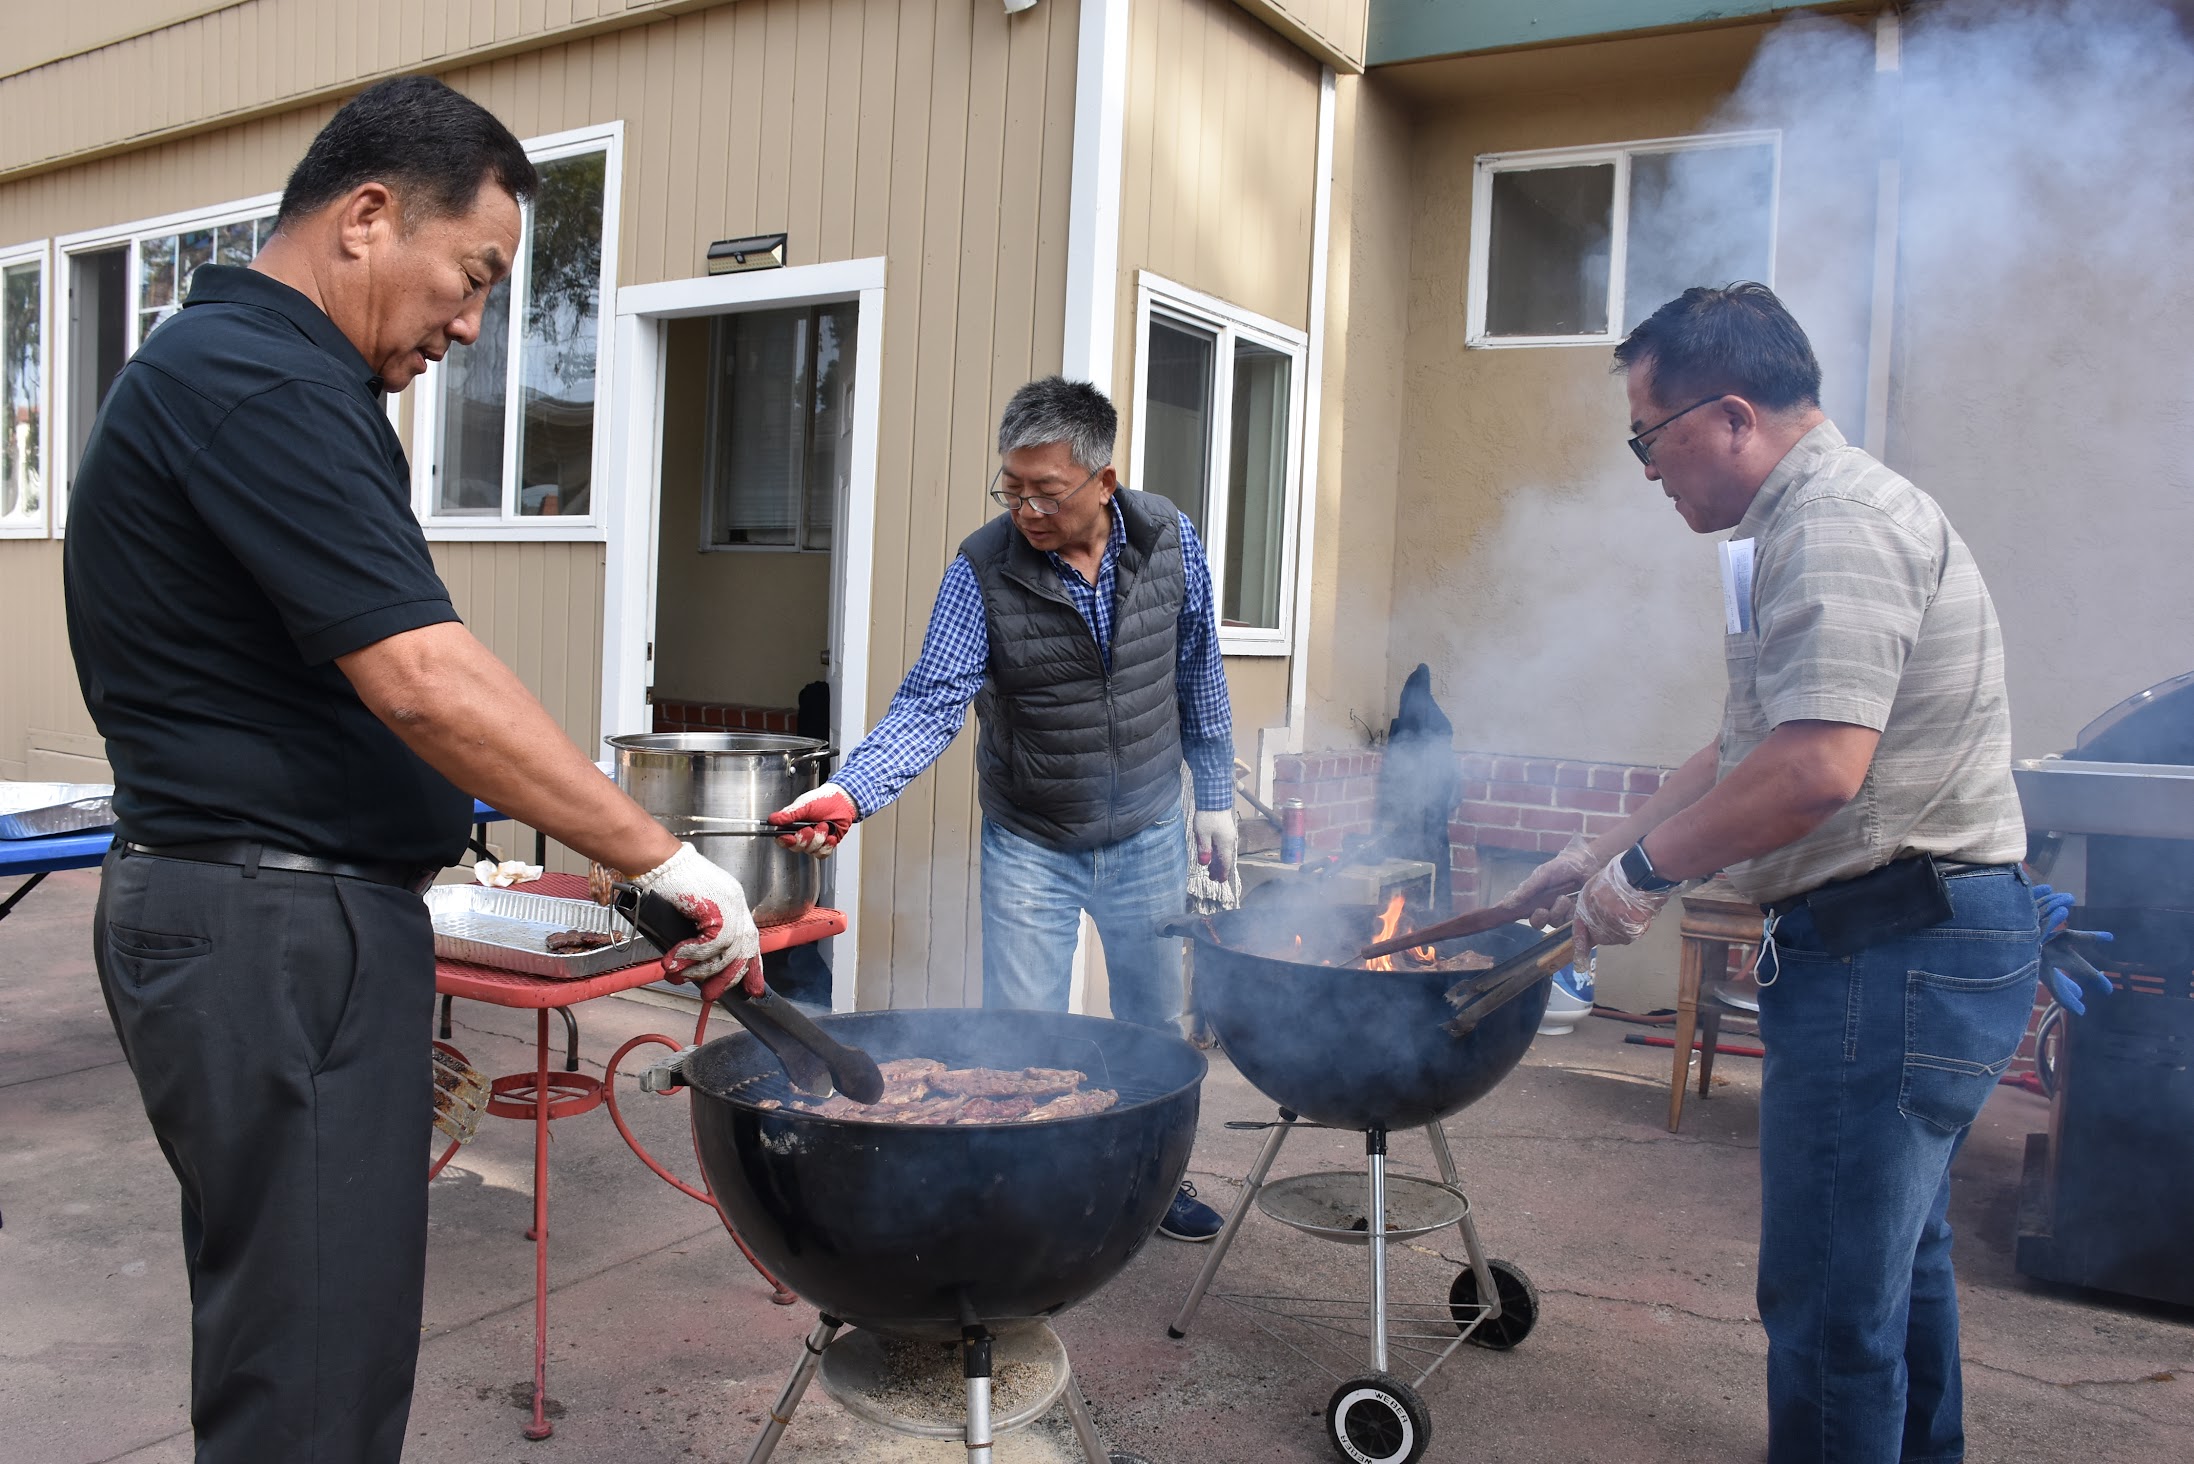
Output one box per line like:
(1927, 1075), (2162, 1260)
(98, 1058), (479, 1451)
(1767, 858), (2015, 919)
(123, 840), (440, 894)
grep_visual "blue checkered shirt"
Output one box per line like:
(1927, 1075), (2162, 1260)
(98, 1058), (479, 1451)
(835, 499), (1234, 818)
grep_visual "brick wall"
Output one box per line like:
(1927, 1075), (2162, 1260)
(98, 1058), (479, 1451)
(1270, 746), (1672, 904)
(650, 698), (800, 735)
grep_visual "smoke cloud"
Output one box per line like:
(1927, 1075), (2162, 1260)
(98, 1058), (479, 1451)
(1391, 0), (2194, 767)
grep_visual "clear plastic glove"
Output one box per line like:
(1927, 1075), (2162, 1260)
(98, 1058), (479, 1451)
(2033, 883), (2115, 1016)
(631, 842), (764, 994)
(1571, 852), (1672, 953)
(1507, 834), (1602, 926)
(1193, 809), (1238, 884)
(768, 782), (859, 857)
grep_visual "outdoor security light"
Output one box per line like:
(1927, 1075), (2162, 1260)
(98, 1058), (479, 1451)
(706, 233), (789, 274)
(1003, 0), (1041, 13)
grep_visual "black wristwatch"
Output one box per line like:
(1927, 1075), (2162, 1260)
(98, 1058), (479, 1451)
(1619, 839), (1681, 893)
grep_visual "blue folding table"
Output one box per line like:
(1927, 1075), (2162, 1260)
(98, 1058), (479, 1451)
(0, 800), (515, 927)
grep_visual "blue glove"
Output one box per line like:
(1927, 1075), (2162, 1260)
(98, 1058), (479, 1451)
(2032, 884), (2115, 1016)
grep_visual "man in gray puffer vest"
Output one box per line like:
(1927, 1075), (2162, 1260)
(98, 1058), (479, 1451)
(767, 376), (1238, 1240)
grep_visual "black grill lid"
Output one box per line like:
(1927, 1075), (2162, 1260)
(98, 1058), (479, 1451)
(2075, 670), (2194, 764)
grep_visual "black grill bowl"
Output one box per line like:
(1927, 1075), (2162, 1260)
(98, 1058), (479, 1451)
(1184, 905), (1552, 1131)
(683, 1008), (1205, 1338)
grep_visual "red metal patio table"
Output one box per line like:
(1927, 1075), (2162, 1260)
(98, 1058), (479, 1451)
(432, 871), (846, 1440)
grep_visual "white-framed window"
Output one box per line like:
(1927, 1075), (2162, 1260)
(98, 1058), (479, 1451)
(1467, 131), (1780, 348)
(0, 242), (49, 537)
(411, 122), (622, 539)
(699, 300), (859, 553)
(50, 193), (282, 531)
(1129, 273), (1307, 656)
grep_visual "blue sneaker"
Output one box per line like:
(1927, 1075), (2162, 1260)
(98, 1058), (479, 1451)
(1159, 1181), (1223, 1241)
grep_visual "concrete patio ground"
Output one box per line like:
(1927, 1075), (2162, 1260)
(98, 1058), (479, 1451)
(3, 866), (2189, 1464)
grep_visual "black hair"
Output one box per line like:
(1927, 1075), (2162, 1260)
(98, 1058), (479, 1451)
(277, 76), (539, 230)
(998, 376), (1117, 470)
(1612, 282), (1823, 413)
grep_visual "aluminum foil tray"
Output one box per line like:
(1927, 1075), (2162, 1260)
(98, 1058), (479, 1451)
(0, 782), (117, 840)
(424, 885), (647, 980)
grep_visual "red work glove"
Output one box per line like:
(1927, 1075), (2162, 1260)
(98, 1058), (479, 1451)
(630, 842), (764, 994)
(769, 782), (859, 857)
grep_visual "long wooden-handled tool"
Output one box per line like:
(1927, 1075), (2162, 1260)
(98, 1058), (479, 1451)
(1358, 890), (1547, 962)
(611, 883), (885, 1104)
(1441, 925), (1575, 1038)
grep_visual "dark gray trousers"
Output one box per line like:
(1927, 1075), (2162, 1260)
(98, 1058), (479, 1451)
(94, 848), (436, 1464)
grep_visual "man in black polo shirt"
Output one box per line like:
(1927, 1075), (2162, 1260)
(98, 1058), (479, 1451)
(65, 78), (763, 1464)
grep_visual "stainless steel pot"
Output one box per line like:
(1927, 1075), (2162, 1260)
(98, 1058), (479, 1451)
(606, 731), (835, 926)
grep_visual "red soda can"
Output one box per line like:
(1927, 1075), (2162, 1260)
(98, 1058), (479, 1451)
(1280, 800), (1307, 864)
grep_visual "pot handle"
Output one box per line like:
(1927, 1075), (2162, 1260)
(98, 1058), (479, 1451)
(636, 1042), (701, 1094)
(789, 745), (839, 768)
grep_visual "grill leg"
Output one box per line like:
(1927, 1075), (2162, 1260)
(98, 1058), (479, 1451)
(963, 1325), (994, 1461)
(1367, 1127), (1390, 1374)
(1169, 1110), (1297, 1338)
(1061, 1370), (1109, 1464)
(1424, 1121), (1502, 1326)
(744, 1314), (839, 1464)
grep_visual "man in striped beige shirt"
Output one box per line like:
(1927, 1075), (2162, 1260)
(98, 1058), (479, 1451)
(1507, 284), (2037, 1463)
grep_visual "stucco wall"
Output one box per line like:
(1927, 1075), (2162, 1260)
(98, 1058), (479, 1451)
(1382, 22), (1879, 772)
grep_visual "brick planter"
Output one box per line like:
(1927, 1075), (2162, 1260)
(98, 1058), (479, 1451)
(650, 699), (800, 735)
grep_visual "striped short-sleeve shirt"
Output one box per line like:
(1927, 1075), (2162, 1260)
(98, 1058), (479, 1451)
(1717, 421), (2027, 906)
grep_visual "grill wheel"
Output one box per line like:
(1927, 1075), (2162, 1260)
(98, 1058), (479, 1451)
(1325, 1373), (1430, 1464)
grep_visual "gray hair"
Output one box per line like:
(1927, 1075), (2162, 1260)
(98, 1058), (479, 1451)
(996, 376), (1116, 471)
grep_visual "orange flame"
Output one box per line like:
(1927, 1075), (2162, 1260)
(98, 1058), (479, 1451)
(1366, 892), (1409, 970)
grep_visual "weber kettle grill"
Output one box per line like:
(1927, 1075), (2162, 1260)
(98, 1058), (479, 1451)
(2012, 671), (2194, 1306)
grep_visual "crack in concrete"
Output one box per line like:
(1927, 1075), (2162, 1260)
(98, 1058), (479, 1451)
(1409, 1246), (1763, 1329)
(1967, 1355), (2189, 1392)
(88, 1425), (192, 1464)
(0, 1055), (130, 1091)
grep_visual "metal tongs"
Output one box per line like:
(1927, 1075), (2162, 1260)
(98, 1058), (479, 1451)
(611, 882), (885, 1104)
(1354, 894), (1579, 1039)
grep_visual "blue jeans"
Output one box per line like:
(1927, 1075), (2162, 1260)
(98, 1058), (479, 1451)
(1753, 867), (2039, 1464)
(979, 810), (1188, 1032)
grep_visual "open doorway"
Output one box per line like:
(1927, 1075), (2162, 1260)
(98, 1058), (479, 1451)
(649, 304), (852, 743)
(604, 259), (885, 1012)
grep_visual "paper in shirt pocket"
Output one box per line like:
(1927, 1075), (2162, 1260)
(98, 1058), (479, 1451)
(1719, 538), (1756, 636)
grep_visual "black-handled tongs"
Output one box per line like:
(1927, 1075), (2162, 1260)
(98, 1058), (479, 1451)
(611, 883), (885, 1104)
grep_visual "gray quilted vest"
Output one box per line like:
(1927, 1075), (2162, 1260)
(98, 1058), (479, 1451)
(959, 487), (1187, 851)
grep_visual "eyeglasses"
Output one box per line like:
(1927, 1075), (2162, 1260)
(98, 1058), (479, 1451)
(988, 464), (1102, 517)
(1626, 395), (1724, 466)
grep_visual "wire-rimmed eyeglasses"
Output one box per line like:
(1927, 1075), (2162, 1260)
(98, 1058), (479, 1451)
(1627, 395), (1724, 466)
(988, 464), (1102, 517)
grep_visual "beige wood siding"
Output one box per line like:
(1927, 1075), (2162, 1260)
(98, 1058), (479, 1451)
(1114, 0), (1321, 769)
(0, 543), (103, 782)
(1, 2), (240, 78)
(1231, 0), (1367, 73)
(0, 0), (724, 180)
(0, 0), (1090, 1015)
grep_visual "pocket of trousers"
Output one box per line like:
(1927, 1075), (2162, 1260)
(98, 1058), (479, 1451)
(105, 923), (214, 963)
(1901, 958), (2040, 1134)
(284, 879), (365, 1076)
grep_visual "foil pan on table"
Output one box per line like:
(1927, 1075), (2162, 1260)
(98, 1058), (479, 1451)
(0, 783), (117, 840)
(424, 885), (648, 979)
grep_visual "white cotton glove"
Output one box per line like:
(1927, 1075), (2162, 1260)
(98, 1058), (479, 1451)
(631, 842), (764, 994)
(1564, 852), (1672, 955)
(1506, 834), (1602, 926)
(1193, 809), (1239, 885)
(768, 782), (860, 858)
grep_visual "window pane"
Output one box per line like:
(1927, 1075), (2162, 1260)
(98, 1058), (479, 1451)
(1140, 315), (1216, 534)
(1223, 341), (1290, 629)
(68, 247), (129, 484)
(708, 307), (810, 547)
(1485, 163), (1614, 337)
(2, 262), (40, 523)
(1623, 143), (1776, 333)
(517, 150), (606, 517)
(434, 277), (511, 516)
(802, 302), (858, 552)
(138, 235), (176, 312)
(177, 230), (215, 304)
(216, 220), (256, 268)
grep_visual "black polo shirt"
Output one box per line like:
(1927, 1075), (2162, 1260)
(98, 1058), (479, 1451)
(63, 265), (472, 866)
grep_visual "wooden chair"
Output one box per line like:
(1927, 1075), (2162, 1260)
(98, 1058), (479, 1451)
(1669, 884), (1765, 1132)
